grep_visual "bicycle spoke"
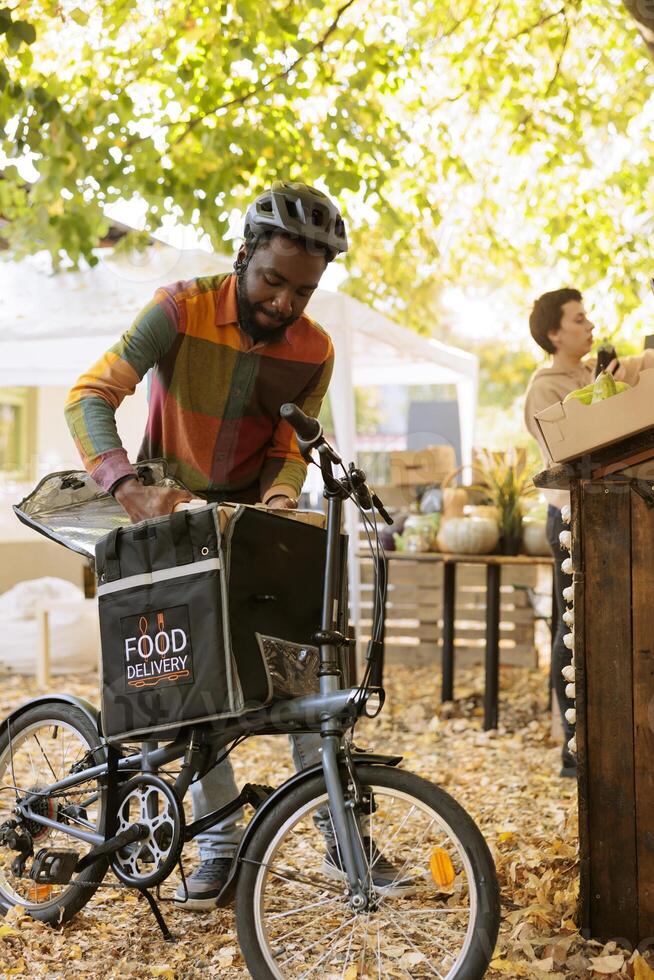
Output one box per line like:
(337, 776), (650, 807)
(268, 894), (342, 921)
(25, 741), (38, 785)
(389, 906), (470, 915)
(374, 814), (439, 895)
(268, 896), (343, 944)
(378, 907), (448, 978)
(279, 914), (354, 970)
(260, 861), (343, 896)
(32, 734), (58, 783)
(338, 912), (359, 978)
(327, 807), (346, 880)
(294, 920), (350, 979)
(369, 803), (417, 874)
(365, 791), (398, 857)
(383, 904), (463, 959)
(357, 911), (371, 975)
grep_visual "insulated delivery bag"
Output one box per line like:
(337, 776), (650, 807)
(95, 503), (346, 741)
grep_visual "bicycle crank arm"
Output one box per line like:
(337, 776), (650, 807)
(75, 822), (149, 873)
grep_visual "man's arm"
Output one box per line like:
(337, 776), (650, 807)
(65, 288), (193, 520)
(260, 349), (335, 507)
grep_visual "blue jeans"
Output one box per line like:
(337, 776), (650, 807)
(192, 732), (325, 860)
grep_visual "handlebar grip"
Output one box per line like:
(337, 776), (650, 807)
(280, 403), (322, 442)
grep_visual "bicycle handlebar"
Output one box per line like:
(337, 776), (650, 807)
(279, 403), (392, 524)
(280, 403), (323, 444)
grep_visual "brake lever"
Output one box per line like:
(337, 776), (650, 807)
(372, 492), (393, 525)
(348, 466), (373, 511)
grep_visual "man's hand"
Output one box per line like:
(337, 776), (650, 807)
(114, 479), (194, 523)
(266, 494), (298, 510)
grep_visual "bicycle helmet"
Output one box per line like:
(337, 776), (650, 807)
(243, 181), (348, 259)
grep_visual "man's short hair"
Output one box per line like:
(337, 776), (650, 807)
(529, 288), (582, 354)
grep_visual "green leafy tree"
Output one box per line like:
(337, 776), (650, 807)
(1, 0), (653, 339)
(0, 0), (414, 265)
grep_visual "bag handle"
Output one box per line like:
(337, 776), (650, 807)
(169, 510), (194, 565)
(102, 527), (121, 580)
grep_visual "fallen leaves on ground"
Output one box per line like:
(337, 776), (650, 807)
(0, 662), (650, 979)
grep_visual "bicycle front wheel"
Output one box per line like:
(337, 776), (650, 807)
(236, 764), (500, 979)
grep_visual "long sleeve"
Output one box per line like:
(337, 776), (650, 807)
(259, 350), (335, 500)
(65, 289), (179, 491)
(523, 377), (569, 463)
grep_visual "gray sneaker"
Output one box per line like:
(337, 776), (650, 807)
(322, 837), (418, 897)
(173, 857), (233, 910)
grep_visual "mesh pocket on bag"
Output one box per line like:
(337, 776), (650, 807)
(256, 635), (320, 698)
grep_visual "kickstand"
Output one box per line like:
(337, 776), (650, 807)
(138, 888), (175, 942)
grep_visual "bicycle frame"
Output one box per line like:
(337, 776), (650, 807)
(8, 443), (385, 905)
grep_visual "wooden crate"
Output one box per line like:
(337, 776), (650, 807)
(358, 555), (540, 667)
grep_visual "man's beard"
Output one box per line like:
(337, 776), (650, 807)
(235, 268), (295, 343)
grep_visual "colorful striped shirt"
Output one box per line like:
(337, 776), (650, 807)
(65, 273), (334, 500)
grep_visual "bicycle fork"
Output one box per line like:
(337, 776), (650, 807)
(320, 734), (369, 910)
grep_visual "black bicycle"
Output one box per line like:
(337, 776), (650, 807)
(0, 404), (500, 978)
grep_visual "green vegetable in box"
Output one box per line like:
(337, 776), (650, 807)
(563, 370), (630, 406)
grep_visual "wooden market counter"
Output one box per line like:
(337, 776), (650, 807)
(357, 550), (554, 732)
(535, 427), (654, 947)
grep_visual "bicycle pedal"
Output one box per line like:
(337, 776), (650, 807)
(30, 848), (80, 885)
(244, 784), (275, 808)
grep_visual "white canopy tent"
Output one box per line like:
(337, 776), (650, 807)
(0, 243), (478, 645)
(0, 242), (478, 466)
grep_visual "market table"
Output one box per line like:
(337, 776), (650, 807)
(359, 550), (555, 730)
(439, 553), (555, 730)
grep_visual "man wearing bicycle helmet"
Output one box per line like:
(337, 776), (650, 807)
(66, 182), (414, 910)
(67, 181), (347, 522)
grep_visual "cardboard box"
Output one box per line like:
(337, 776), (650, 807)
(534, 368), (654, 463)
(389, 445), (457, 487)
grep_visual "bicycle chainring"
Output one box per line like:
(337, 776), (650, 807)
(110, 774), (184, 890)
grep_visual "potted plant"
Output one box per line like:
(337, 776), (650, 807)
(470, 449), (536, 555)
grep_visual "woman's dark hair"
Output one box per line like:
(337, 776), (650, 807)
(529, 288), (582, 354)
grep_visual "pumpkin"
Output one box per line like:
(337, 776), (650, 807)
(467, 504), (499, 522)
(521, 518), (549, 556)
(436, 516), (499, 555)
(441, 486), (467, 520)
(440, 466), (469, 519)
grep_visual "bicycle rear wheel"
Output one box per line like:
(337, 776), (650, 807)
(0, 702), (108, 924)
(236, 764), (500, 979)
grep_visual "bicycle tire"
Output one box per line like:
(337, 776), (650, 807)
(236, 763), (500, 979)
(0, 702), (108, 925)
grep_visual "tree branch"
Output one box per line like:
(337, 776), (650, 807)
(504, 6), (566, 43)
(544, 16), (570, 96)
(623, 0), (654, 62)
(165, 0), (359, 148)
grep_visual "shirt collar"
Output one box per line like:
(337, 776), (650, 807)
(216, 274), (293, 346)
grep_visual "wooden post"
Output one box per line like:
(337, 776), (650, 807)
(583, 480), (637, 940)
(36, 607), (50, 688)
(534, 428), (654, 947)
(631, 491), (654, 940)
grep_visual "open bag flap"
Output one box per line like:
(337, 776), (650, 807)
(13, 459), (190, 560)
